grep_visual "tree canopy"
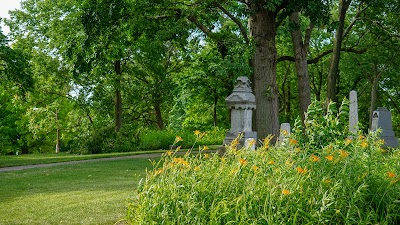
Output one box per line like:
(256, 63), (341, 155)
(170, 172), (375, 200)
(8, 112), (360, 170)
(1, 0), (399, 154)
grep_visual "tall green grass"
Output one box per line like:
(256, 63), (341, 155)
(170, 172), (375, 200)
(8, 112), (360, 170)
(127, 134), (400, 224)
(127, 100), (400, 224)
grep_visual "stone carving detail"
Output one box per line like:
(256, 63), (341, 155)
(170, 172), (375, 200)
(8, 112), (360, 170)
(223, 76), (257, 147)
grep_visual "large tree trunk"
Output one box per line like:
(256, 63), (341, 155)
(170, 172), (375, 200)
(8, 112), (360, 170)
(213, 89), (218, 127)
(290, 12), (313, 123)
(249, 2), (280, 142)
(369, 62), (380, 129)
(114, 60), (123, 132)
(55, 109), (60, 153)
(326, 0), (351, 103)
(154, 101), (165, 130)
(280, 62), (291, 122)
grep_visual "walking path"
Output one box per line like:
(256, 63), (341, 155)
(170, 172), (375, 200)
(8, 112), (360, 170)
(0, 150), (217, 172)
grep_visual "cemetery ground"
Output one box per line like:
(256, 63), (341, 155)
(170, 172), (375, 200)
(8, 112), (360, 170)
(0, 157), (154, 225)
(0, 150), (168, 168)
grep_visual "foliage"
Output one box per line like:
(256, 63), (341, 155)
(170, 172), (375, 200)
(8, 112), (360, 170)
(1, 0), (400, 154)
(139, 127), (226, 150)
(292, 98), (350, 152)
(0, 24), (33, 92)
(127, 132), (400, 224)
(70, 124), (138, 154)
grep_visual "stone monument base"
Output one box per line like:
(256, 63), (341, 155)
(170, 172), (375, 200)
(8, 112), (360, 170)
(223, 131), (257, 148)
(381, 136), (399, 148)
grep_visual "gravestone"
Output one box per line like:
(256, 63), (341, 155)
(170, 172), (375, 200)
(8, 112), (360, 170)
(349, 90), (359, 135)
(278, 123), (291, 144)
(223, 76), (257, 147)
(370, 107), (398, 147)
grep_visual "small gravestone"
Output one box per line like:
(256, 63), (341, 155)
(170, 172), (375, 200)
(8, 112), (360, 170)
(244, 138), (256, 150)
(223, 76), (257, 147)
(278, 123), (291, 144)
(349, 90), (359, 135)
(371, 107), (398, 147)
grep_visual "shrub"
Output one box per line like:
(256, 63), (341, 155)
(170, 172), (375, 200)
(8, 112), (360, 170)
(292, 99), (350, 153)
(71, 125), (137, 154)
(138, 127), (226, 150)
(127, 133), (400, 224)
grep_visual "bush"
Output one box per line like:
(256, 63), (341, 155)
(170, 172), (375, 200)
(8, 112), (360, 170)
(292, 99), (350, 153)
(138, 127), (226, 150)
(71, 125), (137, 154)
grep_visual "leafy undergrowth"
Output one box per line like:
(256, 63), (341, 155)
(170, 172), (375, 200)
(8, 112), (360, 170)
(127, 134), (400, 224)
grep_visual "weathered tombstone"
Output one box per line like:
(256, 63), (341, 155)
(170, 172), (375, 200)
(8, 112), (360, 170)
(370, 107), (399, 147)
(223, 76), (257, 147)
(349, 90), (359, 135)
(244, 138), (256, 150)
(278, 123), (291, 144)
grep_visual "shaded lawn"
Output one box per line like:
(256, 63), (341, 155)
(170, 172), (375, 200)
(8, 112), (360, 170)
(0, 151), (166, 168)
(0, 158), (156, 225)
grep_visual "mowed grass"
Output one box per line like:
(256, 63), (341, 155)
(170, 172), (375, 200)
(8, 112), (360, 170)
(0, 158), (156, 225)
(0, 151), (166, 168)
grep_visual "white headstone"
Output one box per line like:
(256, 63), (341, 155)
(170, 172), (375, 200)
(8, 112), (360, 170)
(244, 138), (256, 150)
(278, 123), (291, 144)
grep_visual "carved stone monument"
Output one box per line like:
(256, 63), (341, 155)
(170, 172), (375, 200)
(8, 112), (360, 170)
(349, 90), (359, 135)
(371, 107), (398, 147)
(223, 76), (257, 147)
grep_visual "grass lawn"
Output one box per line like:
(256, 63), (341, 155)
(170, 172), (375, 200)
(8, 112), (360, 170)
(0, 158), (156, 225)
(0, 150), (167, 168)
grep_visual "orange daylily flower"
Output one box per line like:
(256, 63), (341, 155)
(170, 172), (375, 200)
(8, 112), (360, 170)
(296, 167), (307, 174)
(360, 141), (368, 148)
(311, 154), (320, 162)
(338, 150), (349, 158)
(387, 172), (396, 178)
(239, 158), (248, 166)
(326, 155), (334, 161)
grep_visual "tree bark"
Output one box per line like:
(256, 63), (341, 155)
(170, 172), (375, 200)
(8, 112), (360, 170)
(290, 11), (313, 123)
(114, 60), (123, 132)
(213, 89), (218, 127)
(154, 101), (165, 130)
(55, 109), (60, 153)
(248, 1), (280, 142)
(369, 62), (380, 129)
(326, 0), (352, 103)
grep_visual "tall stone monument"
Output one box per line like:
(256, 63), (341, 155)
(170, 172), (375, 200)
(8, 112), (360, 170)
(371, 107), (399, 147)
(349, 90), (359, 135)
(223, 76), (257, 147)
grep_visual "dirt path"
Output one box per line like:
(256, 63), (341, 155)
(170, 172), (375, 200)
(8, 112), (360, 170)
(0, 150), (217, 172)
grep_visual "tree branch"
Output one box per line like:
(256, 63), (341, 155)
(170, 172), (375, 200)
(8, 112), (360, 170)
(238, 0), (249, 6)
(343, 6), (368, 38)
(304, 21), (315, 50)
(214, 2), (249, 44)
(188, 15), (212, 36)
(275, 0), (291, 28)
(278, 47), (366, 64)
